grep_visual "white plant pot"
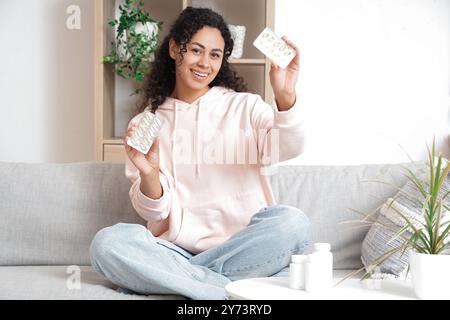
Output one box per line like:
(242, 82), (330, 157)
(133, 21), (158, 38)
(228, 24), (246, 59)
(118, 22), (158, 60)
(409, 251), (450, 299)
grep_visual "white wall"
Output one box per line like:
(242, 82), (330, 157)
(1, 0), (448, 165)
(276, 0), (450, 165)
(0, 0), (94, 163)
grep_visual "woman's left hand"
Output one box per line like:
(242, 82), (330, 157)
(269, 36), (300, 111)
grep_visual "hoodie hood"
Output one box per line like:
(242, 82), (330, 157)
(157, 86), (233, 189)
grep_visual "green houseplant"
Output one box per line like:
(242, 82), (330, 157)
(344, 138), (450, 299)
(103, 0), (161, 84)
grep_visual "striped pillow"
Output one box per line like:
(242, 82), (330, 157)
(361, 162), (450, 277)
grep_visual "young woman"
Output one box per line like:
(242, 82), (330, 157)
(90, 7), (310, 300)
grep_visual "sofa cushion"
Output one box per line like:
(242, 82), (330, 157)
(0, 161), (145, 265)
(0, 161), (421, 269)
(0, 266), (184, 300)
(0, 266), (362, 300)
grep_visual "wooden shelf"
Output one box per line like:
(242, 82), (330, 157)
(229, 58), (266, 65)
(103, 138), (124, 144)
(103, 144), (127, 162)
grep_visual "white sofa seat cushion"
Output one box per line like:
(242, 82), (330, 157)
(0, 266), (184, 300)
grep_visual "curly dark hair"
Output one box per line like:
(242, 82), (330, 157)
(136, 6), (247, 115)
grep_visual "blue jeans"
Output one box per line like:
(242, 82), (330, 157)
(89, 204), (311, 300)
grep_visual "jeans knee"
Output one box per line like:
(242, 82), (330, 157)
(272, 205), (312, 247)
(90, 225), (114, 263)
(89, 223), (147, 264)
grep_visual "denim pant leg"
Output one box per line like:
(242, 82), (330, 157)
(89, 223), (231, 300)
(190, 204), (311, 281)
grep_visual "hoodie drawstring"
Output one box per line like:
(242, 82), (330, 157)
(172, 99), (201, 188)
(172, 102), (178, 189)
(170, 88), (223, 187)
(195, 100), (201, 179)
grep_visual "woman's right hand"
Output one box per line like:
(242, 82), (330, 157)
(124, 123), (160, 178)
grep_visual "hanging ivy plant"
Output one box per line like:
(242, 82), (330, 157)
(103, 0), (162, 83)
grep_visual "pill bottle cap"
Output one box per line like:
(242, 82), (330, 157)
(291, 254), (308, 263)
(314, 243), (331, 252)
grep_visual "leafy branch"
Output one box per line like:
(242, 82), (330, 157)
(103, 0), (162, 83)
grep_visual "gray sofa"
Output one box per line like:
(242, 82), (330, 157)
(0, 161), (417, 299)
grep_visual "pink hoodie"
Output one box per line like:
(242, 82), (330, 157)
(125, 86), (305, 254)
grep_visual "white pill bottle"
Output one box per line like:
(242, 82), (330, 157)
(289, 255), (307, 290)
(305, 243), (333, 292)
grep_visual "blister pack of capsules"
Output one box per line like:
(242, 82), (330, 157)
(126, 111), (164, 154)
(253, 27), (296, 69)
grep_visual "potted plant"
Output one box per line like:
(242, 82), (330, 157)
(103, 0), (161, 86)
(343, 138), (450, 299)
(405, 141), (450, 299)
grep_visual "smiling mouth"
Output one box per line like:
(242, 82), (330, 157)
(191, 70), (209, 79)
